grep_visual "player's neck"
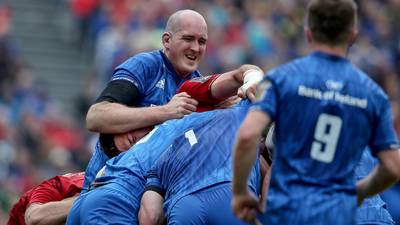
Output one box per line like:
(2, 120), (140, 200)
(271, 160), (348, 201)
(311, 43), (348, 58)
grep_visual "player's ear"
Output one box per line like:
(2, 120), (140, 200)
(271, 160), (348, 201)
(348, 29), (358, 47)
(304, 26), (313, 44)
(162, 32), (172, 50)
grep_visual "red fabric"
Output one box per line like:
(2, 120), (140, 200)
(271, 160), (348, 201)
(7, 172), (84, 225)
(71, 0), (98, 18)
(177, 74), (221, 112)
(42, 121), (84, 150)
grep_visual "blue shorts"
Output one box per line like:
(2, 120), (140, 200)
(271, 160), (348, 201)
(168, 182), (248, 225)
(81, 142), (110, 193)
(67, 182), (143, 225)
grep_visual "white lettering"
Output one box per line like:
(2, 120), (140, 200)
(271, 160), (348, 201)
(298, 85), (368, 109)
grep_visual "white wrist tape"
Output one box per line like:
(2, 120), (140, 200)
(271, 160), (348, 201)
(240, 69), (264, 93)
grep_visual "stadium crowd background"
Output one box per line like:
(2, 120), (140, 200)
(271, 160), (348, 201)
(0, 0), (399, 223)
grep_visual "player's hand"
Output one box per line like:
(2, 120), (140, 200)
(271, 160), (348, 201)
(215, 96), (241, 109)
(231, 190), (263, 225)
(164, 92), (198, 118)
(114, 126), (154, 151)
(238, 69), (263, 102)
(238, 83), (257, 102)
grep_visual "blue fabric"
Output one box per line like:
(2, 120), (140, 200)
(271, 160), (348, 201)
(251, 51), (399, 225)
(81, 50), (201, 193)
(168, 182), (249, 225)
(145, 102), (261, 216)
(81, 142), (109, 193)
(67, 182), (141, 225)
(71, 106), (247, 224)
(381, 183), (400, 224)
(258, 191), (357, 224)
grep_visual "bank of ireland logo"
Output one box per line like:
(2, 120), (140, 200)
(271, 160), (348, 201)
(325, 80), (343, 91)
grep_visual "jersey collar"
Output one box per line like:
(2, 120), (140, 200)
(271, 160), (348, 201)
(311, 51), (349, 62)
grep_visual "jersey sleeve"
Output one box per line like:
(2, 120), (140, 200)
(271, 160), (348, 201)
(95, 79), (140, 106)
(28, 177), (64, 205)
(28, 173), (84, 206)
(177, 74), (220, 105)
(60, 172), (85, 196)
(250, 76), (278, 120)
(145, 168), (165, 196)
(369, 97), (400, 155)
(112, 53), (158, 95)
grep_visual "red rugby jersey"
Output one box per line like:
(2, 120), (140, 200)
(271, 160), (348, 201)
(7, 172), (84, 225)
(177, 74), (222, 112)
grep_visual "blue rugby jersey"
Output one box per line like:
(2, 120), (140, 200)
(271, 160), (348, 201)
(252, 51), (399, 224)
(82, 50), (201, 192)
(93, 105), (247, 194)
(68, 111), (217, 225)
(145, 102), (261, 216)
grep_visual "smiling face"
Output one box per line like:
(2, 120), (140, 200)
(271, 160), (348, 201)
(162, 10), (208, 78)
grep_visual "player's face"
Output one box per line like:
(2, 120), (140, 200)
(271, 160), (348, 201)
(165, 17), (207, 77)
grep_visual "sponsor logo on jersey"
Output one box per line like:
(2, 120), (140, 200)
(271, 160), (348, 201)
(156, 79), (165, 89)
(325, 80), (343, 91)
(298, 85), (368, 108)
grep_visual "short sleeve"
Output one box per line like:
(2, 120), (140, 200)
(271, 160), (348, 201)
(145, 168), (164, 196)
(250, 77), (278, 120)
(177, 74), (220, 104)
(112, 53), (158, 94)
(28, 178), (63, 205)
(369, 97), (400, 155)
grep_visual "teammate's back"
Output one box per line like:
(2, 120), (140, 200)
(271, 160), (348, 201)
(265, 52), (391, 194)
(146, 102), (261, 214)
(256, 51), (396, 224)
(231, 1), (400, 224)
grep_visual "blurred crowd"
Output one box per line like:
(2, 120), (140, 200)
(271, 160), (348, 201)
(1, 0), (400, 223)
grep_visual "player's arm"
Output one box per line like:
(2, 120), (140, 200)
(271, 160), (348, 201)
(178, 65), (263, 106)
(24, 196), (78, 225)
(356, 149), (400, 205)
(232, 110), (271, 224)
(86, 80), (198, 133)
(233, 110), (271, 196)
(140, 167), (166, 225)
(139, 191), (165, 225)
(210, 64), (264, 101)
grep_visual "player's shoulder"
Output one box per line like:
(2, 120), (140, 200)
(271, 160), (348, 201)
(61, 172), (85, 179)
(52, 172), (85, 186)
(116, 50), (162, 71)
(354, 67), (389, 101)
(266, 56), (308, 82)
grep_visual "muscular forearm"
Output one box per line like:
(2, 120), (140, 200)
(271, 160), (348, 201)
(233, 111), (271, 195)
(139, 191), (165, 225)
(211, 64), (262, 100)
(86, 102), (175, 133)
(232, 133), (261, 194)
(25, 196), (78, 225)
